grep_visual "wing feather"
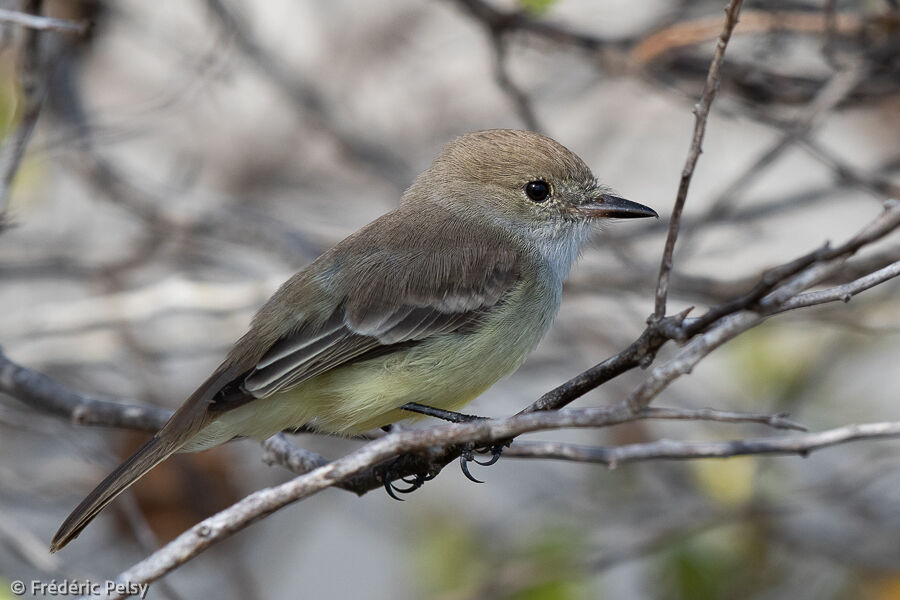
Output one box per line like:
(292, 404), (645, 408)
(208, 205), (522, 412)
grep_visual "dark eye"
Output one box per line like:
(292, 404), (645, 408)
(524, 180), (550, 203)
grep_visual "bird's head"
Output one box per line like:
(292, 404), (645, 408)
(405, 129), (657, 242)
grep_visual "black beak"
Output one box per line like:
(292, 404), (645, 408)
(581, 194), (658, 219)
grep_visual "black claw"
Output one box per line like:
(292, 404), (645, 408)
(382, 467), (435, 500)
(472, 444), (503, 466)
(459, 442), (508, 480)
(459, 450), (485, 484)
(384, 478), (406, 501)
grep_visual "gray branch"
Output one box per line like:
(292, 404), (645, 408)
(504, 422), (900, 467)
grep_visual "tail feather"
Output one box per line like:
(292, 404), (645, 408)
(50, 435), (180, 553)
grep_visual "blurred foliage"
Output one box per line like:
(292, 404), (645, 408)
(689, 457), (758, 507)
(413, 515), (490, 598)
(725, 324), (828, 399)
(517, 0), (557, 17)
(0, 58), (18, 135)
(0, 56), (42, 208)
(654, 524), (774, 600)
(412, 511), (590, 599)
(0, 576), (13, 600)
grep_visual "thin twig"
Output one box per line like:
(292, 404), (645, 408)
(775, 259), (900, 312)
(640, 406), (806, 431)
(653, 0), (745, 319)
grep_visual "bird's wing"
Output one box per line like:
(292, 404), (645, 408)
(209, 214), (523, 411)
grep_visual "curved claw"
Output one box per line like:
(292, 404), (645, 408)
(384, 478), (406, 501)
(472, 443), (504, 466)
(391, 478), (422, 494)
(459, 450), (485, 483)
(472, 453), (501, 467)
(383, 470), (435, 501)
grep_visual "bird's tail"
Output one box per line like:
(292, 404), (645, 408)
(50, 435), (180, 553)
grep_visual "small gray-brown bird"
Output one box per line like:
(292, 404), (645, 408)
(51, 129), (657, 551)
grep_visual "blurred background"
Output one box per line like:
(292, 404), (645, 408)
(1, 0), (899, 598)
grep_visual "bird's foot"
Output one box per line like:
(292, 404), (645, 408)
(382, 465), (437, 501)
(459, 441), (507, 483)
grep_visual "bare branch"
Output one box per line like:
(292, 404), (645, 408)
(264, 406), (806, 479)
(99, 413), (900, 597)
(260, 434), (328, 475)
(653, 0), (745, 319)
(504, 422), (900, 467)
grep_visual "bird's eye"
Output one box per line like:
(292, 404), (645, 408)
(524, 180), (550, 203)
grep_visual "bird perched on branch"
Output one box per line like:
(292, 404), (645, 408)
(51, 129), (657, 552)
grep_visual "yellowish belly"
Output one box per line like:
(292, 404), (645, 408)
(188, 279), (558, 449)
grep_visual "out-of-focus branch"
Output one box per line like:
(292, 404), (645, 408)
(204, 0), (409, 186)
(0, 350), (169, 432)
(0, 0), (46, 215)
(489, 33), (542, 132)
(653, 0), (745, 319)
(697, 64), (869, 228)
(630, 10), (863, 65)
(0, 7), (89, 34)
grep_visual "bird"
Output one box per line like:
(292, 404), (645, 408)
(51, 129), (657, 551)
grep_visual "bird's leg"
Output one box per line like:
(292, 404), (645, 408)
(400, 402), (485, 423)
(399, 403), (509, 484)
